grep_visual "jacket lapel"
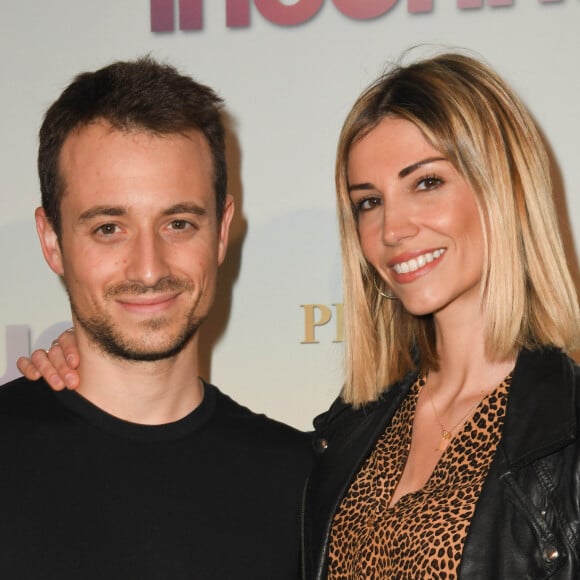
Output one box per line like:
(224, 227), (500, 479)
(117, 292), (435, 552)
(306, 372), (416, 579)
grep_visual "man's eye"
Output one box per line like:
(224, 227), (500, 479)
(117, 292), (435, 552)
(95, 223), (119, 236)
(169, 220), (193, 231)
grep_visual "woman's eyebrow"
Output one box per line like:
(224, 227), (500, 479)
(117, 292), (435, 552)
(398, 156), (447, 178)
(348, 182), (375, 193)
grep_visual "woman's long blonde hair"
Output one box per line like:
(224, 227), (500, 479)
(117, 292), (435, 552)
(337, 52), (580, 406)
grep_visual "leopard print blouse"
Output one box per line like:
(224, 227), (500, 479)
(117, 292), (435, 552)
(327, 374), (510, 579)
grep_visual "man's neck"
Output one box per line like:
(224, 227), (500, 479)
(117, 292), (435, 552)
(73, 334), (204, 425)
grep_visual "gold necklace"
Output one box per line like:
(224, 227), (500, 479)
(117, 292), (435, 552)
(425, 382), (486, 453)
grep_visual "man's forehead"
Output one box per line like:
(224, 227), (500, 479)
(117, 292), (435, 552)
(58, 122), (216, 215)
(59, 121), (212, 179)
(62, 120), (207, 152)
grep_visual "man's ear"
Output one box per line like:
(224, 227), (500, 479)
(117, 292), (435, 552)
(217, 194), (235, 266)
(35, 207), (64, 276)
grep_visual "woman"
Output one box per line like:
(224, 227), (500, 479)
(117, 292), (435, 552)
(19, 52), (580, 578)
(302, 52), (580, 579)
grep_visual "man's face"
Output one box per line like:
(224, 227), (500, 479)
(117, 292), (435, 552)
(36, 121), (233, 362)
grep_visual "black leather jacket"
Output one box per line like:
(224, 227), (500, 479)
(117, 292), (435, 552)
(303, 349), (580, 579)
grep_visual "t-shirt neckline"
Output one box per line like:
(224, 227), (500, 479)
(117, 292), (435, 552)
(54, 379), (217, 442)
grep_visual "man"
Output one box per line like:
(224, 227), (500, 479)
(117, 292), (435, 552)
(2, 57), (312, 579)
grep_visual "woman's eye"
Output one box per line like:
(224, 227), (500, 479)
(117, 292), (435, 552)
(356, 197), (382, 212)
(417, 175), (443, 191)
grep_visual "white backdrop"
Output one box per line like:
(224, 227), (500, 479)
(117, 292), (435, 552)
(1, 1), (578, 430)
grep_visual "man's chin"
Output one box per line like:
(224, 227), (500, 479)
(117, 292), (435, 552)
(97, 328), (197, 362)
(83, 326), (200, 363)
(73, 309), (203, 363)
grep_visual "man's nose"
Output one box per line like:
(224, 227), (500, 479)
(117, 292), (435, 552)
(125, 230), (171, 286)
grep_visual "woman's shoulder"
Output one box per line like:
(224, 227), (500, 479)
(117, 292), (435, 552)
(313, 369), (418, 437)
(507, 348), (580, 448)
(570, 353), (580, 415)
(572, 354), (580, 385)
(514, 347), (578, 389)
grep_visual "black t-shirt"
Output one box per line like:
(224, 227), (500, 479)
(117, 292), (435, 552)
(0, 377), (313, 579)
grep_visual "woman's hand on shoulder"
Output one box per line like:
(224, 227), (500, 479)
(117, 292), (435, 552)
(16, 328), (80, 390)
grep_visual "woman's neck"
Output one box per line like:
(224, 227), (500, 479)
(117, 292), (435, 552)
(430, 309), (515, 402)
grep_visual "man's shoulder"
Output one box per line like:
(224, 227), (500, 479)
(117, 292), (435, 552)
(207, 383), (313, 455)
(0, 376), (53, 407)
(0, 377), (65, 428)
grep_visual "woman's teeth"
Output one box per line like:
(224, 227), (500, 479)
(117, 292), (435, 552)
(392, 249), (445, 274)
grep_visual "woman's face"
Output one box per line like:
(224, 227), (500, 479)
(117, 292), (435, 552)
(347, 116), (485, 321)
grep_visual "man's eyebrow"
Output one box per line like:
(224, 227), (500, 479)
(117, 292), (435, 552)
(398, 156), (447, 178)
(78, 206), (127, 222)
(162, 203), (207, 217)
(78, 203), (208, 223)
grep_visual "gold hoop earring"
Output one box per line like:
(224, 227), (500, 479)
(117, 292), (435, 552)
(372, 277), (398, 300)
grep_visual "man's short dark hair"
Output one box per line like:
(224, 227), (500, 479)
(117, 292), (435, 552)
(38, 56), (227, 236)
